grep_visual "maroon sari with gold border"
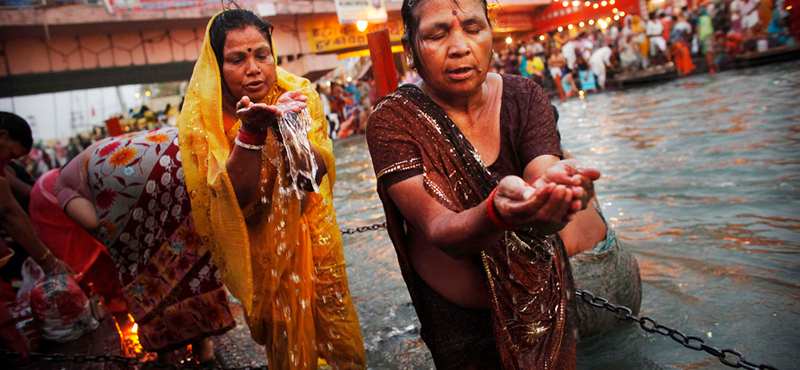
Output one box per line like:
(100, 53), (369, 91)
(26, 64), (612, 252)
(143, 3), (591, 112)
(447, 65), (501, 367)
(367, 79), (577, 369)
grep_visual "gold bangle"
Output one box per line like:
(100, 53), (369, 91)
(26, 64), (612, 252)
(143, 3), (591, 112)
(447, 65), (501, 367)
(37, 249), (52, 262)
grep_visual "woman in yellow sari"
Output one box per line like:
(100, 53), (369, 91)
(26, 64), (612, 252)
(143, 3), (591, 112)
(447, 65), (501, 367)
(178, 9), (365, 369)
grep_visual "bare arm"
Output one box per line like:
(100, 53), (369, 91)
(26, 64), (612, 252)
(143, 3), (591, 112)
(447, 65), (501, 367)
(226, 142), (265, 208)
(226, 91), (325, 208)
(0, 177), (71, 274)
(3, 166), (31, 207)
(386, 155), (582, 259)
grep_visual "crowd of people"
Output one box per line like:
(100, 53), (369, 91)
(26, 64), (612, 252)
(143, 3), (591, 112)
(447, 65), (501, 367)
(33, 0), (800, 367)
(316, 78), (376, 139)
(492, 0), (796, 96)
(2, 9), (365, 368)
(10, 104), (180, 184)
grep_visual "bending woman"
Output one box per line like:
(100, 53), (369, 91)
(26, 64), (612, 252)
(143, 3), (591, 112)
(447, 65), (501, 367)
(178, 9), (365, 369)
(366, 0), (599, 368)
(55, 129), (236, 363)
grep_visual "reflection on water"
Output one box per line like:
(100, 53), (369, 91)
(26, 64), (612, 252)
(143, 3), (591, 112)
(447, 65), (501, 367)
(332, 60), (800, 369)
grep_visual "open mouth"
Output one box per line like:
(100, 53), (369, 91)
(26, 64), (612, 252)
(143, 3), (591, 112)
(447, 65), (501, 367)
(448, 66), (474, 80)
(244, 81), (264, 90)
(450, 67), (472, 74)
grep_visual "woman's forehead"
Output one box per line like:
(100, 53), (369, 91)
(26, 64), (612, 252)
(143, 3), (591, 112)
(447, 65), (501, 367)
(415, 0), (484, 25)
(224, 26), (270, 50)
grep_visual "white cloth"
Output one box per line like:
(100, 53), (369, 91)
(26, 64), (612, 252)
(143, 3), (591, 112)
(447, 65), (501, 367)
(550, 67), (563, 79)
(562, 41), (577, 71)
(319, 92), (331, 116)
(649, 36), (667, 55)
(646, 20), (664, 37)
(741, 0), (761, 29)
(647, 20), (667, 55)
(674, 21), (692, 35)
(609, 26), (619, 42)
(590, 46), (613, 68)
(742, 7), (761, 29)
(531, 42), (544, 55)
(590, 46), (612, 89)
(619, 43), (639, 68)
(621, 26), (633, 39)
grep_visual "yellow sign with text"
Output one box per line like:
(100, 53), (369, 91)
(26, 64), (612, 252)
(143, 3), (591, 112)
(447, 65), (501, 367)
(307, 19), (404, 53)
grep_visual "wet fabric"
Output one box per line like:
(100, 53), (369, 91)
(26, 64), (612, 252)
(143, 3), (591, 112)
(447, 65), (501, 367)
(177, 10), (365, 369)
(84, 128), (235, 351)
(568, 203), (642, 340)
(367, 76), (576, 370)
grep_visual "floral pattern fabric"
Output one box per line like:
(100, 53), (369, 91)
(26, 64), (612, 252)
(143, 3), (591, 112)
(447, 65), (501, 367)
(88, 127), (235, 351)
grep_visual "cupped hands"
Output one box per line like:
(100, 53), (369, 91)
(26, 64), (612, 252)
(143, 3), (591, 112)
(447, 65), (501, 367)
(236, 89), (308, 134)
(492, 159), (600, 231)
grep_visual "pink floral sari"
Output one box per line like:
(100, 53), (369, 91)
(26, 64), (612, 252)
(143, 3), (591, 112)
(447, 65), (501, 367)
(87, 127), (235, 351)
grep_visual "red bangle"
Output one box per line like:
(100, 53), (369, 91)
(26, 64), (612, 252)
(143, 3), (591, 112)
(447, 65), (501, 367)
(236, 129), (268, 146)
(487, 187), (516, 231)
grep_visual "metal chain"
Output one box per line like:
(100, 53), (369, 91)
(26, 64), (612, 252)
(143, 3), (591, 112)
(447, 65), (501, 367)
(335, 222), (781, 369)
(574, 290), (779, 370)
(0, 277), (778, 369)
(339, 221), (387, 235)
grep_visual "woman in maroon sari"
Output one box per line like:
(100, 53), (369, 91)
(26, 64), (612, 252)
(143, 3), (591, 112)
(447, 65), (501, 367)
(366, 0), (600, 368)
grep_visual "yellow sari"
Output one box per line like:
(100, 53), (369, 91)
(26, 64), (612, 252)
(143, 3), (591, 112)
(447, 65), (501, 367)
(178, 11), (365, 369)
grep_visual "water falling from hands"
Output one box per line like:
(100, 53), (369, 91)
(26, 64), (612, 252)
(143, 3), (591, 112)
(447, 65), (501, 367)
(279, 108), (319, 198)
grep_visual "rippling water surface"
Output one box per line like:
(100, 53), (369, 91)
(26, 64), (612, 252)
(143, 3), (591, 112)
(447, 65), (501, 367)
(332, 60), (800, 370)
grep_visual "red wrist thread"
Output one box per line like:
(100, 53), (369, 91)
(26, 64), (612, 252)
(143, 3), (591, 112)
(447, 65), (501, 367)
(487, 187), (516, 231)
(236, 129), (268, 146)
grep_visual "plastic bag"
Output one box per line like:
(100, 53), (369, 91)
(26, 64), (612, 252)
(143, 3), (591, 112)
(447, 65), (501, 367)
(18, 256), (44, 298)
(28, 258), (98, 342)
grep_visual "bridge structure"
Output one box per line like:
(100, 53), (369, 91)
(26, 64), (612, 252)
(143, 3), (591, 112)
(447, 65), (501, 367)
(0, 0), (547, 98)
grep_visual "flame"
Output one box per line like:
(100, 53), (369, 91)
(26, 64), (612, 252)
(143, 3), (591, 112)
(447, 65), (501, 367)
(131, 323), (138, 333)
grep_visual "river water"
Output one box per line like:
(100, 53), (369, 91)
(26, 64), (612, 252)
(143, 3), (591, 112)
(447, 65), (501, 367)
(331, 60), (800, 369)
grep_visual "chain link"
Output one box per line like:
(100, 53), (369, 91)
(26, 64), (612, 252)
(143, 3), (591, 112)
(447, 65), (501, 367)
(574, 289), (779, 370)
(0, 266), (778, 369)
(339, 221), (387, 235)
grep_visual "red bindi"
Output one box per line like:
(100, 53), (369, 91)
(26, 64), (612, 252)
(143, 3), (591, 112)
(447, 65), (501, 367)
(452, 10), (457, 15)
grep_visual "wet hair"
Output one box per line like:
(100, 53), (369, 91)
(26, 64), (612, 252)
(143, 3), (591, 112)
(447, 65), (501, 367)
(0, 111), (33, 152)
(209, 8), (274, 71)
(401, 0), (492, 81)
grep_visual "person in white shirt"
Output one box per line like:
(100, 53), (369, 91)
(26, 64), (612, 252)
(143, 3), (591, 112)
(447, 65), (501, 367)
(740, 0), (761, 30)
(589, 45), (614, 89)
(608, 22), (620, 45)
(646, 12), (666, 64)
(561, 36), (577, 72)
(671, 15), (693, 43)
(530, 40), (545, 56)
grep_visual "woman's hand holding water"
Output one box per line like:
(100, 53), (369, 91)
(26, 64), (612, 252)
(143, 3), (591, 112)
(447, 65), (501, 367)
(236, 90), (308, 136)
(492, 175), (575, 231)
(531, 159), (601, 216)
